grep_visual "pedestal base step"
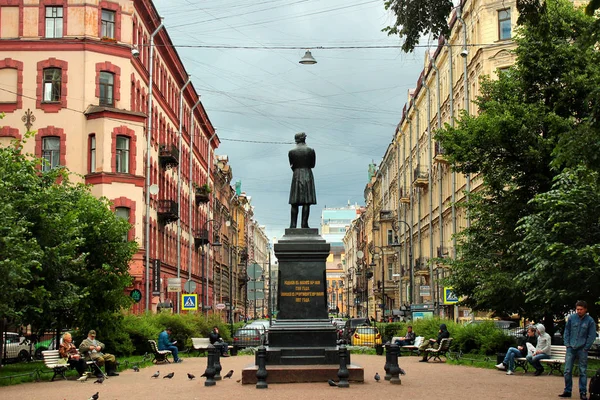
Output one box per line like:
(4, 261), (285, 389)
(241, 363), (364, 384)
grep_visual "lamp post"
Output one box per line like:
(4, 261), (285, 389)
(200, 219), (221, 316)
(144, 18), (165, 312)
(369, 245), (386, 321)
(339, 281), (344, 317)
(391, 220), (413, 306)
(346, 267), (354, 318)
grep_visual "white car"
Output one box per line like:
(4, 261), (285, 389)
(2, 333), (31, 362)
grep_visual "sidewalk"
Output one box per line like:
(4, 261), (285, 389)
(0, 354), (567, 400)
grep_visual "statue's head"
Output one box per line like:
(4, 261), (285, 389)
(295, 132), (307, 143)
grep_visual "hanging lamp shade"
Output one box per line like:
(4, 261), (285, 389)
(299, 49), (317, 65)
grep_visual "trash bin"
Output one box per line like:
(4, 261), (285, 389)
(376, 344), (384, 356)
(230, 346), (238, 356)
(496, 352), (506, 365)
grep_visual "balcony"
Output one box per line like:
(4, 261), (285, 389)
(157, 200), (178, 224)
(379, 210), (395, 221)
(194, 229), (209, 248)
(159, 144), (179, 169)
(437, 246), (450, 258)
(413, 258), (430, 276)
(413, 166), (429, 187)
(434, 142), (448, 163)
(400, 187), (410, 204)
(194, 185), (211, 205)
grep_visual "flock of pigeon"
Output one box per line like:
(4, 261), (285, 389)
(85, 365), (235, 399)
(85, 363), (405, 398)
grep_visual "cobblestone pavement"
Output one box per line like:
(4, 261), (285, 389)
(0, 354), (568, 400)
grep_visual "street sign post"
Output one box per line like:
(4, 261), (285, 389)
(130, 289), (142, 303)
(167, 278), (182, 293)
(247, 263), (263, 279)
(181, 294), (198, 310)
(183, 280), (196, 293)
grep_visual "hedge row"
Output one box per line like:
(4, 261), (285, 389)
(377, 318), (516, 355)
(74, 312), (245, 357)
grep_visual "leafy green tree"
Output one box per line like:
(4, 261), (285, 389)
(0, 131), (137, 339)
(517, 167), (600, 320)
(382, 0), (599, 52)
(437, 0), (600, 322)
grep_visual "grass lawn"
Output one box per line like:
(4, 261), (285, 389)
(0, 352), (197, 387)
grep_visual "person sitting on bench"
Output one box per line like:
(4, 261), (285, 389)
(79, 330), (119, 377)
(394, 325), (416, 346)
(158, 327), (182, 363)
(59, 332), (87, 377)
(209, 326), (229, 357)
(419, 323), (450, 362)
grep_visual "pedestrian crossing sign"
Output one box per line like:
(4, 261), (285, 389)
(182, 294), (198, 310)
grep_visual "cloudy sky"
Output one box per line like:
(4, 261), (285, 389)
(152, 0), (429, 241)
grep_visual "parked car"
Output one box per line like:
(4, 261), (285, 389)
(342, 318), (370, 343)
(2, 333), (31, 362)
(351, 326), (382, 347)
(245, 320), (270, 344)
(232, 327), (263, 351)
(34, 337), (57, 360)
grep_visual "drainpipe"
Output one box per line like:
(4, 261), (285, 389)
(457, 5), (471, 229)
(145, 18), (164, 312)
(423, 77), (435, 311)
(408, 113), (415, 306)
(432, 58), (443, 316)
(447, 42), (457, 257)
(188, 98), (202, 302)
(205, 131), (218, 315)
(176, 75), (192, 314)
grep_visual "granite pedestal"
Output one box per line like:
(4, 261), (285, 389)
(242, 228), (364, 384)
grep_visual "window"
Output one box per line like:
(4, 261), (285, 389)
(115, 207), (130, 241)
(498, 9), (511, 40)
(99, 72), (114, 106)
(115, 135), (129, 173)
(42, 137), (60, 171)
(43, 68), (61, 102)
(89, 135), (96, 173)
(45, 7), (63, 38)
(101, 9), (115, 38)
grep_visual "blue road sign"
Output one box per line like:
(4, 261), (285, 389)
(443, 287), (459, 304)
(182, 294), (198, 310)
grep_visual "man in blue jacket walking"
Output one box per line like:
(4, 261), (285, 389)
(158, 327), (182, 363)
(559, 301), (597, 400)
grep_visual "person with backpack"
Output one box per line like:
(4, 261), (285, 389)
(559, 301), (597, 400)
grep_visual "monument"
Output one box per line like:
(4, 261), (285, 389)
(242, 133), (364, 384)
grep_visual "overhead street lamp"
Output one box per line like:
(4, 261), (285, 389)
(369, 245), (385, 321)
(199, 219), (221, 316)
(391, 220), (413, 306)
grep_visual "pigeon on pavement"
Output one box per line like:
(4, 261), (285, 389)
(223, 370), (234, 379)
(163, 372), (175, 379)
(93, 377), (104, 384)
(328, 379), (338, 387)
(200, 372), (207, 378)
(374, 372), (381, 382)
(151, 371), (160, 378)
(78, 374), (89, 382)
(399, 367), (406, 375)
(132, 365), (140, 372)
(187, 373), (195, 380)
(87, 392), (99, 400)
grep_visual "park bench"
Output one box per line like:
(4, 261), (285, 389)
(42, 350), (94, 381)
(191, 337), (234, 356)
(395, 336), (424, 355)
(540, 345), (567, 375)
(425, 337), (453, 362)
(148, 340), (171, 364)
(191, 338), (211, 355)
(514, 345), (567, 374)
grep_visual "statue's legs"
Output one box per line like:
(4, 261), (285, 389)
(301, 205), (310, 228)
(290, 205), (299, 228)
